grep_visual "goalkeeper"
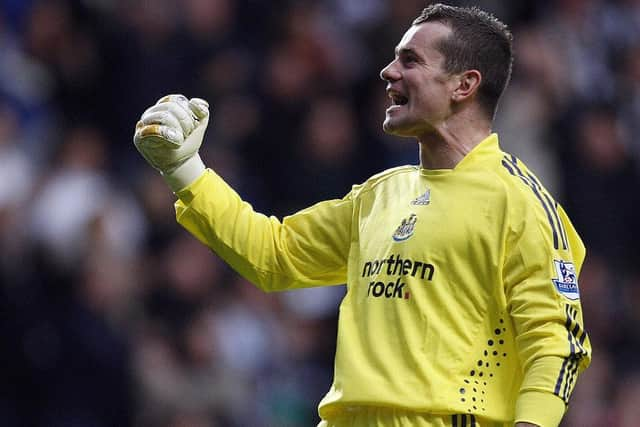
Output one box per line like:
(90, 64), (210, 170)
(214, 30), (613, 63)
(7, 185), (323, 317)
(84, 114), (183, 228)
(134, 4), (590, 427)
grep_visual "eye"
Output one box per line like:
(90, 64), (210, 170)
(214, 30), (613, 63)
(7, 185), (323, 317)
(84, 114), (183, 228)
(401, 54), (418, 67)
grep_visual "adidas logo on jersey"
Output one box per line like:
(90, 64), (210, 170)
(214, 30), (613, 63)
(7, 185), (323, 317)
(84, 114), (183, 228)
(411, 188), (431, 205)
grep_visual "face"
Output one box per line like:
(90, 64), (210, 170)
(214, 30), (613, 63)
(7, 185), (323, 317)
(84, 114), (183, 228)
(380, 22), (458, 138)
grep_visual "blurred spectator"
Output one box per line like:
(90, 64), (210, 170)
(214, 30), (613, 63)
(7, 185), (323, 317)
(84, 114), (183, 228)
(0, 103), (35, 215)
(558, 105), (640, 271)
(29, 125), (145, 269)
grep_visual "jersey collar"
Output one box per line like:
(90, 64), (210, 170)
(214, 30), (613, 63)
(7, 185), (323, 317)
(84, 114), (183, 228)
(418, 133), (500, 176)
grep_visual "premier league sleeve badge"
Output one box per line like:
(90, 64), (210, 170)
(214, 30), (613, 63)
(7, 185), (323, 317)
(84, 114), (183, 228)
(552, 260), (580, 300)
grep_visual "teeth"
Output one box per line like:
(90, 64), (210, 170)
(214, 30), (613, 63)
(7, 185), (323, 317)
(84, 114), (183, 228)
(389, 93), (408, 106)
(387, 90), (409, 105)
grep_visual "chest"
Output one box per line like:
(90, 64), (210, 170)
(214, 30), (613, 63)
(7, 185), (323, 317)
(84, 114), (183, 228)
(356, 176), (496, 264)
(343, 173), (507, 344)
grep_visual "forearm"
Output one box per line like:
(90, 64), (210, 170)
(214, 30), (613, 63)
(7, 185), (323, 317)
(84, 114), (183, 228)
(513, 357), (569, 427)
(175, 169), (351, 291)
(174, 170), (301, 290)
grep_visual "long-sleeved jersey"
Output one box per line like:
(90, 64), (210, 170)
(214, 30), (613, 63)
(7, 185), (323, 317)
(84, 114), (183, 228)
(174, 134), (591, 426)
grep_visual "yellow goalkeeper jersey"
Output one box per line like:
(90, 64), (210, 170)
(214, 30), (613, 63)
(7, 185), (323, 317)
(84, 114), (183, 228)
(174, 134), (591, 426)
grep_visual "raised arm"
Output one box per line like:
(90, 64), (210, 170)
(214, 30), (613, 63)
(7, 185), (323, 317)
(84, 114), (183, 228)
(134, 95), (352, 292)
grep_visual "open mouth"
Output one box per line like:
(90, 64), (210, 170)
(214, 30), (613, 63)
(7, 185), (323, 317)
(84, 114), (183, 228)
(393, 95), (408, 106)
(389, 93), (409, 107)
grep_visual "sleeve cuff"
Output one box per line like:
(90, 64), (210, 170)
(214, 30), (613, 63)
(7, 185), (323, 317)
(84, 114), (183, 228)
(515, 390), (566, 427)
(162, 154), (206, 193)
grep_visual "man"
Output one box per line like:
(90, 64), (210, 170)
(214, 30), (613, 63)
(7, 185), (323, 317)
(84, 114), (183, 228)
(134, 4), (591, 427)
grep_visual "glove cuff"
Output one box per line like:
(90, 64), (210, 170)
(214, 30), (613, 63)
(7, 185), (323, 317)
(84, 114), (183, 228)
(162, 154), (206, 193)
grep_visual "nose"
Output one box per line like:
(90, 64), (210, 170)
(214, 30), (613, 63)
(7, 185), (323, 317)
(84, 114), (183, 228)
(380, 60), (401, 82)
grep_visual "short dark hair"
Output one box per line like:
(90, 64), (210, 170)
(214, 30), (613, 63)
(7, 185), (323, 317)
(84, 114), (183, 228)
(413, 3), (513, 119)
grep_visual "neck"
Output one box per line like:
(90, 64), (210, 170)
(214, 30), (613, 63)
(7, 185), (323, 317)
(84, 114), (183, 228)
(417, 113), (492, 170)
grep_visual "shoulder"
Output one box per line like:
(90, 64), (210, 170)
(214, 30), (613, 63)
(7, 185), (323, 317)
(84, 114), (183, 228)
(493, 152), (570, 249)
(349, 165), (417, 199)
(493, 152), (555, 213)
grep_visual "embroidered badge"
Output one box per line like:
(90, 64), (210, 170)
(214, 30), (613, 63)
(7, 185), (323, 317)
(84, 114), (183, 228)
(411, 188), (431, 206)
(392, 214), (417, 242)
(552, 260), (580, 300)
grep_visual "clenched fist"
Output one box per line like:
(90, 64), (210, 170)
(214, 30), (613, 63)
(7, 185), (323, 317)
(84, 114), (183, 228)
(134, 94), (210, 191)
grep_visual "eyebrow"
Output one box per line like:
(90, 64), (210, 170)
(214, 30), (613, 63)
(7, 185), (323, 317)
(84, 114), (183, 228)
(395, 47), (419, 58)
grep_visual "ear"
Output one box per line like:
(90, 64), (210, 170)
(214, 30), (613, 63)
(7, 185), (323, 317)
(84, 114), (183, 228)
(451, 70), (481, 102)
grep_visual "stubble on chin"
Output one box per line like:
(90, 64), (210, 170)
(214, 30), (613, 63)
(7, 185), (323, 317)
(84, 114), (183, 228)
(382, 115), (400, 135)
(383, 116), (409, 137)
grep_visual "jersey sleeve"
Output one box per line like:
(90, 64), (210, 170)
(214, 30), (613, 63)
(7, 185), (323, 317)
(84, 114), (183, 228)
(173, 169), (353, 292)
(503, 197), (592, 427)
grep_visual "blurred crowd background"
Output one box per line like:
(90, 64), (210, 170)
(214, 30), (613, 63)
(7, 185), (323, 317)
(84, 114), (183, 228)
(0, 0), (638, 426)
